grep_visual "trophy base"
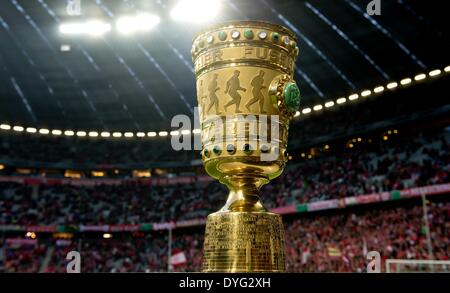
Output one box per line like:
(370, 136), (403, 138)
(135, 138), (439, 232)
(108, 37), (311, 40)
(202, 210), (286, 272)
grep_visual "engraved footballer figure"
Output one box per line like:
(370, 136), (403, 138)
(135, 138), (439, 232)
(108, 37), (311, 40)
(224, 70), (246, 113)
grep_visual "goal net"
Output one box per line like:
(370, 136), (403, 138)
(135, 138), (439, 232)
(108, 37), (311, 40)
(385, 259), (450, 273)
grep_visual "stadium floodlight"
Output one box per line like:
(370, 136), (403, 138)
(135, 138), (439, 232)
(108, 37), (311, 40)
(59, 20), (111, 37)
(136, 132), (146, 137)
(361, 90), (371, 97)
(59, 22), (82, 35)
(85, 21), (111, 37)
(386, 82), (398, 89)
(116, 13), (160, 35)
(170, 130), (180, 136)
(159, 131), (168, 137)
(301, 107), (311, 114)
(170, 0), (221, 23)
(39, 128), (50, 134)
(60, 44), (71, 52)
(101, 132), (111, 138)
(429, 69), (441, 77)
(26, 127), (37, 133)
(348, 94), (359, 101)
(374, 86), (384, 93)
(336, 97), (346, 104)
(414, 73), (426, 81)
(445, 65), (450, 72)
(88, 131), (99, 137)
(13, 126), (24, 132)
(294, 111), (301, 117)
(192, 129), (201, 134)
(0, 124), (11, 130)
(400, 78), (412, 85)
(112, 132), (122, 138)
(64, 130), (75, 136)
(51, 129), (62, 136)
(324, 101), (335, 108)
(313, 104), (323, 111)
(103, 233), (112, 239)
(147, 131), (157, 137)
(76, 131), (87, 137)
(124, 132), (134, 137)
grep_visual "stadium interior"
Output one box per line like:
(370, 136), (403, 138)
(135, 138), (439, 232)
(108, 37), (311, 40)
(0, 0), (449, 274)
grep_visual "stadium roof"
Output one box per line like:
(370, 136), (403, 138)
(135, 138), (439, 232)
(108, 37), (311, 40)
(0, 0), (448, 132)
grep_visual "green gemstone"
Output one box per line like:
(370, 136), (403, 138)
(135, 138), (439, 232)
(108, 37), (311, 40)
(271, 32), (279, 42)
(283, 82), (301, 112)
(204, 148), (210, 157)
(218, 31), (227, 41)
(213, 146), (221, 155)
(244, 29), (254, 39)
(243, 144), (252, 154)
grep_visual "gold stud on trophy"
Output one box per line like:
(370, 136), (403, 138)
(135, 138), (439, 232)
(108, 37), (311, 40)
(192, 21), (300, 272)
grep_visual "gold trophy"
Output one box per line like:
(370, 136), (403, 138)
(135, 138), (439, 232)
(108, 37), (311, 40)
(191, 21), (300, 272)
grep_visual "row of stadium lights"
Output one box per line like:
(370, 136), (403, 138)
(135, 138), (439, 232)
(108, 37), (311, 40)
(294, 66), (449, 117)
(0, 66), (448, 139)
(0, 125), (199, 138)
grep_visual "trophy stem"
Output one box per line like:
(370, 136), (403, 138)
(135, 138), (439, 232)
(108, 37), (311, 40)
(202, 174), (286, 272)
(219, 174), (268, 212)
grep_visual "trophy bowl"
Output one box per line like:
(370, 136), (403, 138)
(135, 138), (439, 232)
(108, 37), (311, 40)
(192, 21), (300, 272)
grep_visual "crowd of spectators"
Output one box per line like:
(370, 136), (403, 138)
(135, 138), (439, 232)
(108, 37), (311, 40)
(285, 202), (449, 272)
(0, 183), (224, 225)
(1, 243), (46, 273)
(0, 181), (224, 225)
(1, 200), (448, 273)
(1, 129), (448, 225)
(265, 129), (449, 207)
